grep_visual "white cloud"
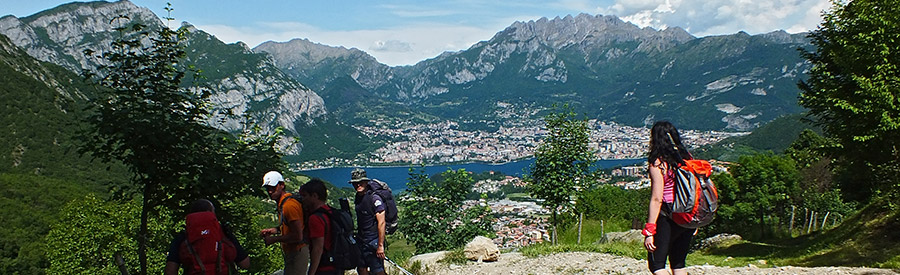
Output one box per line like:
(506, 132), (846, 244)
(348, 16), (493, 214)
(370, 40), (413, 52)
(601, 0), (829, 35)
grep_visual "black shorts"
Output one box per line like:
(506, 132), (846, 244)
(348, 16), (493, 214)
(647, 215), (694, 272)
(359, 238), (385, 273)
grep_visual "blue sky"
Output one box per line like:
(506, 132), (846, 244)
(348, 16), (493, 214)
(3, 0), (831, 66)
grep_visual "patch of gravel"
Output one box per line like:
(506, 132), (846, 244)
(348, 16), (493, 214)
(419, 252), (899, 275)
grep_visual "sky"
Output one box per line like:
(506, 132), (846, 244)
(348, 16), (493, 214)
(3, 0), (832, 66)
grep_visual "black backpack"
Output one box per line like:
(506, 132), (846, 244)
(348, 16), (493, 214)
(312, 206), (361, 270)
(367, 179), (399, 234)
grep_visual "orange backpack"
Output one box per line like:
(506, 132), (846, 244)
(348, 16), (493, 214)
(669, 159), (719, 228)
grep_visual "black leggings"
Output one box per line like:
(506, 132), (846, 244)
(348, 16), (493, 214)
(648, 216), (694, 272)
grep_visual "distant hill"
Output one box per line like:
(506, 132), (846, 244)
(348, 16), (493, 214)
(693, 113), (820, 161)
(0, 32), (122, 273)
(0, 33), (127, 184)
(0, 1), (362, 159)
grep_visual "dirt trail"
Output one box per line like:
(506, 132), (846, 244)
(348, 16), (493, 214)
(407, 251), (899, 275)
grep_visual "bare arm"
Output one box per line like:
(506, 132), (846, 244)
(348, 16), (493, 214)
(237, 257), (250, 269)
(645, 160), (666, 252)
(376, 211), (386, 259)
(164, 261), (179, 275)
(265, 219), (304, 245)
(309, 236), (324, 274)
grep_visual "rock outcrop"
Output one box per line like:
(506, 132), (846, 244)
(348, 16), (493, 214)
(464, 236), (500, 262)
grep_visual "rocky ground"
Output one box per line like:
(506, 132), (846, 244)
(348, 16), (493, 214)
(404, 251), (899, 275)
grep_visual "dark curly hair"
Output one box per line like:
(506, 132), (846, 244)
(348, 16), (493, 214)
(647, 121), (691, 169)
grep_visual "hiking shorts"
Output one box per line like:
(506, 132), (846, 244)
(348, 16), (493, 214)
(283, 245), (310, 275)
(359, 238), (385, 274)
(647, 216), (694, 272)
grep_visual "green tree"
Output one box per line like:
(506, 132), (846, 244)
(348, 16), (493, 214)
(400, 168), (493, 253)
(798, 0), (900, 202)
(579, 185), (647, 223)
(525, 106), (597, 244)
(785, 130), (856, 227)
(727, 154), (801, 238)
(45, 195), (172, 274)
(80, 10), (283, 274)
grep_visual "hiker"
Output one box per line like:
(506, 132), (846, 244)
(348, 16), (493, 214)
(642, 121), (697, 275)
(164, 199), (249, 275)
(299, 179), (342, 275)
(349, 168), (387, 275)
(259, 171), (309, 275)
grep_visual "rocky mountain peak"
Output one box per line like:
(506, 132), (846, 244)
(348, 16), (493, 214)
(0, 0), (162, 72)
(256, 38), (377, 67)
(498, 13), (693, 52)
(254, 38), (391, 91)
(0, 0), (328, 156)
(760, 30), (809, 44)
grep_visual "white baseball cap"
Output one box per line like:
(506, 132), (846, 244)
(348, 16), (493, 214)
(262, 171), (284, 187)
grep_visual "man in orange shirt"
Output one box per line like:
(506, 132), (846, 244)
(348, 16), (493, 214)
(260, 171), (308, 275)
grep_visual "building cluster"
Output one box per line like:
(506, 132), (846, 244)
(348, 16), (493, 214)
(480, 199), (551, 248)
(473, 175), (524, 193)
(357, 120), (541, 164)
(296, 119), (746, 169)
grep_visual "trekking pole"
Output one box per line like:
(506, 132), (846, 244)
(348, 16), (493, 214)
(384, 255), (414, 275)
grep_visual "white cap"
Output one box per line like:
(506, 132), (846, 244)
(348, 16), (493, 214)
(262, 171), (284, 187)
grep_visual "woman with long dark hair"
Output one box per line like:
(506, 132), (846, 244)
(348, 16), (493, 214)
(642, 121), (695, 275)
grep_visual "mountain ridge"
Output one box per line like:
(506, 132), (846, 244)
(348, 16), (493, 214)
(0, 0), (330, 155)
(256, 13), (810, 131)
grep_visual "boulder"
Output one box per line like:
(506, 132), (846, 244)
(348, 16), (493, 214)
(600, 229), (644, 243)
(699, 233), (743, 250)
(464, 236), (500, 262)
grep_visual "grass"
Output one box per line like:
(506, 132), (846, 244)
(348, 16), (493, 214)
(386, 199), (900, 273)
(521, 242), (647, 260)
(437, 248), (468, 265)
(515, 200), (900, 271)
(386, 234), (417, 265)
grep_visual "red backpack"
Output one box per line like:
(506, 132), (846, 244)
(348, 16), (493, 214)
(179, 212), (237, 275)
(666, 134), (719, 229)
(669, 159), (719, 228)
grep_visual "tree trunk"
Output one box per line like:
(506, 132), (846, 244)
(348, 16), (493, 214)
(115, 252), (130, 275)
(138, 185), (151, 275)
(552, 225), (558, 245)
(822, 212), (830, 229)
(759, 210), (766, 238)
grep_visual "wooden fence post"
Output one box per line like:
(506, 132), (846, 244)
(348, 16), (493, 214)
(789, 205), (796, 236)
(577, 213), (583, 244)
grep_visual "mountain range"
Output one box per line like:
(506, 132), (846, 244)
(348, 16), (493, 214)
(1, 0), (812, 160)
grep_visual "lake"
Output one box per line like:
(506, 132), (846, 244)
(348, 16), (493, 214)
(298, 158), (644, 191)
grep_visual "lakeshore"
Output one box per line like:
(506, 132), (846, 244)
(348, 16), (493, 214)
(297, 158), (644, 191)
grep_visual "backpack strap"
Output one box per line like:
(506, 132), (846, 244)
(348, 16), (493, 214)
(313, 207), (332, 237)
(215, 241), (223, 274)
(666, 133), (693, 164)
(278, 195), (300, 228)
(184, 239), (207, 274)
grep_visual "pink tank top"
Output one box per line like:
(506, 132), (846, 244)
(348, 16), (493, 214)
(662, 166), (675, 203)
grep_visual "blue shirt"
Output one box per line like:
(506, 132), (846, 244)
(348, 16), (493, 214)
(355, 187), (386, 243)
